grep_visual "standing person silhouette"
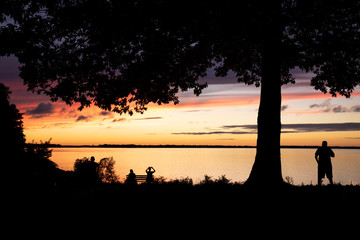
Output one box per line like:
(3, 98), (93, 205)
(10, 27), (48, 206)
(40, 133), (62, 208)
(89, 156), (99, 186)
(145, 166), (156, 183)
(315, 141), (335, 185)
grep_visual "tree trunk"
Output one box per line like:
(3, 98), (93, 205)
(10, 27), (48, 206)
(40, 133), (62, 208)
(246, 2), (283, 185)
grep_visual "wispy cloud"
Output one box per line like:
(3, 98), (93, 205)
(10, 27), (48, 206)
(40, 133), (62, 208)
(309, 100), (360, 113)
(112, 118), (127, 122)
(182, 109), (212, 113)
(350, 105), (360, 112)
(135, 117), (163, 120)
(173, 122), (360, 135)
(309, 99), (331, 111)
(281, 123), (360, 132)
(172, 131), (252, 135)
(226, 123), (360, 133)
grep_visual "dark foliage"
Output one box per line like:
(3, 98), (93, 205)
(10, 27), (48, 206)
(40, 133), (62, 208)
(74, 157), (119, 184)
(98, 157), (119, 183)
(0, 83), (25, 153)
(1, 0), (359, 184)
(1, 1), (358, 112)
(0, 83), (60, 192)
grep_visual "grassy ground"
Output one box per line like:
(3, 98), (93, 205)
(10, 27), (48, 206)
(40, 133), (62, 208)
(23, 175), (359, 214)
(7, 177), (360, 236)
(14, 174), (360, 203)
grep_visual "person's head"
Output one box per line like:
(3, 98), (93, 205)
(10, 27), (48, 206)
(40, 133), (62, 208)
(130, 169), (133, 173)
(322, 141), (328, 147)
(91, 156), (95, 162)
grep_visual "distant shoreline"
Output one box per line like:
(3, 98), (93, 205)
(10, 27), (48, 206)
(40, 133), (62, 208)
(41, 144), (360, 149)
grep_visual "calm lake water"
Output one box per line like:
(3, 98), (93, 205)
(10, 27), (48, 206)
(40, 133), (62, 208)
(51, 147), (360, 185)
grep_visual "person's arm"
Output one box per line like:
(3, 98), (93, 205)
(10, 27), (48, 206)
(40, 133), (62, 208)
(315, 149), (319, 163)
(330, 149), (335, 158)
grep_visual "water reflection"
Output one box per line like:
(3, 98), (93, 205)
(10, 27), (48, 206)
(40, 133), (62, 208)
(51, 148), (360, 185)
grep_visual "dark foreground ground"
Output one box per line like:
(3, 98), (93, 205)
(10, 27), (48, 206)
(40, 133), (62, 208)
(5, 182), (360, 237)
(11, 181), (360, 212)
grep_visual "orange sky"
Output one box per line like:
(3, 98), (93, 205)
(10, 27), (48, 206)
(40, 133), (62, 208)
(19, 82), (360, 146)
(1, 56), (360, 146)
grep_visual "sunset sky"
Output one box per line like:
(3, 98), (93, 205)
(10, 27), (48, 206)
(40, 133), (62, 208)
(1, 56), (360, 146)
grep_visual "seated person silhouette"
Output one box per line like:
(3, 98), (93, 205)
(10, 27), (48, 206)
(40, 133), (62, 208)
(126, 169), (137, 185)
(315, 141), (335, 185)
(145, 166), (156, 183)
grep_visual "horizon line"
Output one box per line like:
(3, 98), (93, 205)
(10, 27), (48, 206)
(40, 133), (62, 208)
(29, 143), (360, 149)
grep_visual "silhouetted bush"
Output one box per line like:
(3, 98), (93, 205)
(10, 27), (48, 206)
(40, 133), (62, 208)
(23, 140), (61, 191)
(199, 175), (232, 186)
(153, 176), (167, 184)
(98, 157), (119, 183)
(199, 175), (214, 185)
(25, 139), (53, 160)
(25, 139), (58, 173)
(284, 176), (294, 185)
(73, 157), (119, 185)
(168, 177), (193, 186)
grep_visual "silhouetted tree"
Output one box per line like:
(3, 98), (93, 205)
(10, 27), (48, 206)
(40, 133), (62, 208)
(74, 156), (118, 184)
(0, 83), (58, 190)
(1, 0), (359, 185)
(26, 139), (53, 160)
(23, 139), (60, 190)
(25, 139), (58, 173)
(0, 83), (25, 153)
(98, 157), (119, 183)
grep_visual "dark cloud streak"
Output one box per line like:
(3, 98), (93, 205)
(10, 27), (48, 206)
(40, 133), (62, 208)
(309, 100), (360, 113)
(282, 122), (360, 132)
(76, 115), (88, 122)
(172, 131), (252, 135)
(173, 122), (360, 135)
(135, 117), (163, 120)
(351, 105), (360, 112)
(228, 123), (360, 132)
(26, 103), (54, 116)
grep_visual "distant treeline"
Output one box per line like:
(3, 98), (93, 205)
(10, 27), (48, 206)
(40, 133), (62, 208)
(28, 143), (360, 149)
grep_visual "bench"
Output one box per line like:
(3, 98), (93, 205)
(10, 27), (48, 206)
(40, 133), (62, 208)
(126, 175), (148, 183)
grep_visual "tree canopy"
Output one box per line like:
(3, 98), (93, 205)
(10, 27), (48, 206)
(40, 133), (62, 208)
(1, 0), (359, 184)
(1, 0), (359, 115)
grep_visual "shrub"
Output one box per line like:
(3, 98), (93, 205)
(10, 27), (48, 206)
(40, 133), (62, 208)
(74, 156), (119, 184)
(98, 157), (119, 184)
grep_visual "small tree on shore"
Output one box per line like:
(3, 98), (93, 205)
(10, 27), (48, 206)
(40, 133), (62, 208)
(98, 157), (119, 184)
(74, 157), (118, 184)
